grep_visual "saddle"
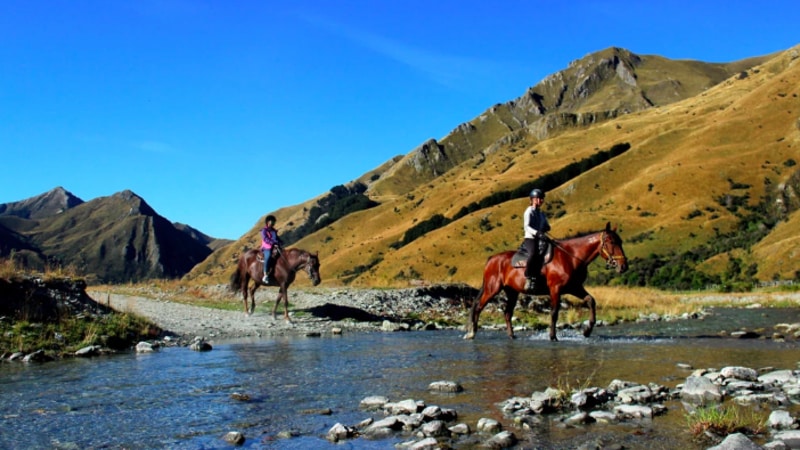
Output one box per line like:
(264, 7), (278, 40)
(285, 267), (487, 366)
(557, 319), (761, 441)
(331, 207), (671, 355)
(511, 240), (554, 269)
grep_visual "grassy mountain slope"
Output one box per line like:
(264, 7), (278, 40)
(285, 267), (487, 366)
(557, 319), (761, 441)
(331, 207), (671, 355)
(190, 45), (799, 289)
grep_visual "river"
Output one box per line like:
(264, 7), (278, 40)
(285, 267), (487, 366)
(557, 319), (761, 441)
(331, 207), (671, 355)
(1, 307), (799, 449)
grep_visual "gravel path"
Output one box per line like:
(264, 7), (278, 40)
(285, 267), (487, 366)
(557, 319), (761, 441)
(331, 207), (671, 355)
(88, 285), (475, 343)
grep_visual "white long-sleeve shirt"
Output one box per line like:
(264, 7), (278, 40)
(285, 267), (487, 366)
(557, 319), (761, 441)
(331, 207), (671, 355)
(523, 206), (550, 239)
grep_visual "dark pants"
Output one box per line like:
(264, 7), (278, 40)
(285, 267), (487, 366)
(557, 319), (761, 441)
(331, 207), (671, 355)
(262, 248), (272, 275)
(523, 238), (542, 278)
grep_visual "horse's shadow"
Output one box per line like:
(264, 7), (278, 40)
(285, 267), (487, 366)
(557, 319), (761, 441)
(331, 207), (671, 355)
(302, 303), (386, 322)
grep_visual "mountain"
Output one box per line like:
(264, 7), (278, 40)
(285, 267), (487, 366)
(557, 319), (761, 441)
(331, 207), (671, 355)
(0, 189), (221, 283)
(0, 186), (83, 219)
(188, 44), (800, 289)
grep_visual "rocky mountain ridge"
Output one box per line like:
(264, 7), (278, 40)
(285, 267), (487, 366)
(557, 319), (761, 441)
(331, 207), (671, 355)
(188, 45), (798, 288)
(0, 187), (230, 283)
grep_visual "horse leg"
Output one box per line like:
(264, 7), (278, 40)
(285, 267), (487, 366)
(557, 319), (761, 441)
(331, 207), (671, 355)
(241, 273), (251, 315)
(572, 286), (597, 337)
(272, 287), (291, 322)
(248, 283), (258, 315)
(548, 290), (561, 342)
(502, 288), (519, 340)
(464, 280), (501, 340)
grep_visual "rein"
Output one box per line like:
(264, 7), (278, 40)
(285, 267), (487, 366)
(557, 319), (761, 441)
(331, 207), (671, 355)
(549, 231), (623, 266)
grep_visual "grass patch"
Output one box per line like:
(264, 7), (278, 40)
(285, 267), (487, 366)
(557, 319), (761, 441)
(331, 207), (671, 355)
(0, 312), (160, 357)
(685, 404), (767, 438)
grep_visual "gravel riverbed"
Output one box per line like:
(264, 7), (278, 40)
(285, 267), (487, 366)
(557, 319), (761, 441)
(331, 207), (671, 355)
(89, 284), (477, 343)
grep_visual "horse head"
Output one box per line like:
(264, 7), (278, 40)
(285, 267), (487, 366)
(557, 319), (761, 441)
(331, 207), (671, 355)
(305, 251), (321, 286)
(600, 222), (628, 274)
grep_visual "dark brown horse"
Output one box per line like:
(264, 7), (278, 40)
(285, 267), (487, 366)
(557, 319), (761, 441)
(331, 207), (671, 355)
(464, 222), (628, 341)
(229, 247), (321, 319)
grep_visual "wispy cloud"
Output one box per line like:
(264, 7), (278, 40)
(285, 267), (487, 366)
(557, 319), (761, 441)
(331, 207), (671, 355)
(301, 15), (503, 89)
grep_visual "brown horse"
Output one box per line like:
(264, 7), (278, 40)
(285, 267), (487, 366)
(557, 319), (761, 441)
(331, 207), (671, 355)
(464, 222), (628, 341)
(229, 247), (321, 319)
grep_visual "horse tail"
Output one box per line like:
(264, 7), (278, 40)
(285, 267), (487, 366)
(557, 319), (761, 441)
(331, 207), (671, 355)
(229, 266), (242, 292)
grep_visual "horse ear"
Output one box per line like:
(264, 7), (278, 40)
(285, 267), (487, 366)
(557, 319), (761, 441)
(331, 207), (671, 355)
(605, 222), (611, 231)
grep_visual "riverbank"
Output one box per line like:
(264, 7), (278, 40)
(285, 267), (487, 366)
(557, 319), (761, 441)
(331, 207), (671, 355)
(89, 284), (800, 345)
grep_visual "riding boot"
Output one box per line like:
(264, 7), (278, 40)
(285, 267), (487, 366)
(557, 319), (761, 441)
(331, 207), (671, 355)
(525, 277), (536, 292)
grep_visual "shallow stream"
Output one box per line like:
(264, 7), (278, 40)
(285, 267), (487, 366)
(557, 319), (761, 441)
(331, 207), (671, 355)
(1, 307), (799, 449)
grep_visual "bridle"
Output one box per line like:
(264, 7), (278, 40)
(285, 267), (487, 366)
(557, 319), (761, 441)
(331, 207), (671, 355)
(276, 248), (320, 282)
(547, 231), (626, 270)
(599, 231), (627, 270)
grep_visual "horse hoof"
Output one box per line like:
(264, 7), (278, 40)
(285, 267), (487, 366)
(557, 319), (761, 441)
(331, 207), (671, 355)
(463, 333), (475, 340)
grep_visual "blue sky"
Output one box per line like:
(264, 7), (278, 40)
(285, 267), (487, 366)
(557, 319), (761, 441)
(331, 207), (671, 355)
(1, 1), (798, 240)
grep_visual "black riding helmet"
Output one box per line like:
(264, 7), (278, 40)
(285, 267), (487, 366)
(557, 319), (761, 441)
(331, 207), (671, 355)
(529, 189), (545, 199)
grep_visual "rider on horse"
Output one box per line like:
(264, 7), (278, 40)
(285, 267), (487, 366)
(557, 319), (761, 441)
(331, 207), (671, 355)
(260, 215), (283, 283)
(522, 188), (550, 291)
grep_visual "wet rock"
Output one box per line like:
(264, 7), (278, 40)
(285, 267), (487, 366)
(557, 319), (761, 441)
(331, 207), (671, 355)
(707, 432), (761, 450)
(613, 404), (653, 419)
(421, 419), (449, 437)
(74, 345), (102, 357)
(616, 384), (653, 404)
(530, 387), (566, 413)
(589, 410), (617, 423)
(22, 350), (51, 362)
(222, 431), (245, 445)
(564, 411), (595, 426)
(448, 423), (470, 435)
(189, 336), (212, 352)
(477, 418), (502, 433)
(135, 341), (159, 353)
(681, 375), (723, 404)
(230, 392), (250, 401)
(385, 399), (421, 415)
(406, 437), (439, 450)
(428, 380), (463, 393)
(359, 395), (389, 410)
(768, 410), (796, 429)
(483, 430), (516, 449)
(772, 430), (800, 448)
(721, 366), (759, 381)
(759, 370), (797, 385)
(326, 423), (356, 442)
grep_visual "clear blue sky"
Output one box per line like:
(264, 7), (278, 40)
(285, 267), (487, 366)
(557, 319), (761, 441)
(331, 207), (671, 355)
(2, 1), (798, 240)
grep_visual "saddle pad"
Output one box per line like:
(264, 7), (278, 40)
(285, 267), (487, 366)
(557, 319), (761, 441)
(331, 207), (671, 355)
(511, 250), (528, 268)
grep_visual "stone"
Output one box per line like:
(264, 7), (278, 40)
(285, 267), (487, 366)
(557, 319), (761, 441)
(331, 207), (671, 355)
(448, 423), (470, 435)
(706, 432), (762, 450)
(326, 423), (354, 442)
(428, 380), (463, 393)
(681, 375), (722, 404)
(135, 342), (158, 353)
(721, 366), (759, 381)
(773, 430), (800, 448)
(483, 430), (517, 449)
(477, 417), (502, 433)
(769, 410), (796, 430)
(74, 345), (101, 357)
(613, 404), (653, 419)
(421, 420), (449, 437)
(385, 399), (421, 415)
(359, 395), (389, 410)
(408, 437), (439, 450)
(222, 431), (245, 445)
